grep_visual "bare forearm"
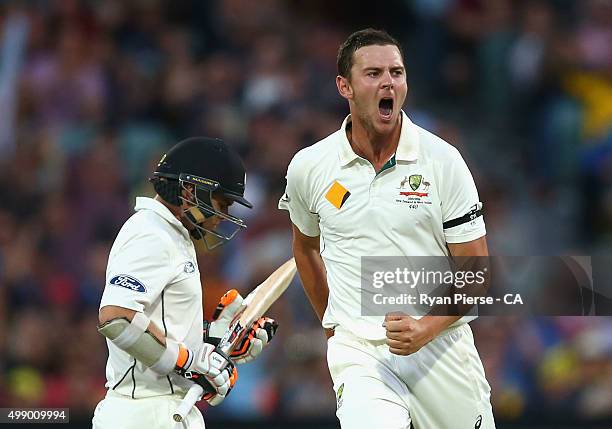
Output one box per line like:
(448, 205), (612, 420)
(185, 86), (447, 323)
(418, 315), (461, 337)
(418, 238), (489, 335)
(446, 236), (491, 316)
(291, 225), (329, 323)
(294, 246), (329, 321)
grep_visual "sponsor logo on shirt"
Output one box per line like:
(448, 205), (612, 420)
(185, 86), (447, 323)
(109, 275), (147, 293)
(468, 204), (480, 221)
(325, 181), (350, 209)
(184, 261), (196, 273)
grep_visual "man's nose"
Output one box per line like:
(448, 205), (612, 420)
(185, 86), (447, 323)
(381, 71), (394, 89)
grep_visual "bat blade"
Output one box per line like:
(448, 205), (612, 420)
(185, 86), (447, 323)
(173, 257), (298, 420)
(219, 257), (297, 354)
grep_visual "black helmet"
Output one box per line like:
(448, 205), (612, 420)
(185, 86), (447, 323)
(151, 137), (252, 248)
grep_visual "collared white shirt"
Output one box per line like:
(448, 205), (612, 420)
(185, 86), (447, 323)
(100, 197), (203, 397)
(279, 112), (486, 340)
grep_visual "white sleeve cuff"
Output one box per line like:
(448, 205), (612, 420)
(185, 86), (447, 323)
(150, 339), (179, 375)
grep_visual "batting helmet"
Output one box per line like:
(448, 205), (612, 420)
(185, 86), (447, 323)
(151, 137), (252, 247)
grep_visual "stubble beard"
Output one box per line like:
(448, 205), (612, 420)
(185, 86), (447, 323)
(352, 96), (378, 136)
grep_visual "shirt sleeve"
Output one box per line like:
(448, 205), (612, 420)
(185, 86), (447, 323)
(100, 230), (175, 312)
(440, 150), (486, 243)
(278, 155), (321, 237)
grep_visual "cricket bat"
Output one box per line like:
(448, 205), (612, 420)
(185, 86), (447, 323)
(173, 258), (297, 422)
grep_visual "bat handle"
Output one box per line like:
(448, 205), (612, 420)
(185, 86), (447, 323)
(173, 384), (204, 422)
(173, 330), (240, 421)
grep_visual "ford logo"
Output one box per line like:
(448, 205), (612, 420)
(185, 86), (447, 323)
(109, 275), (147, 293)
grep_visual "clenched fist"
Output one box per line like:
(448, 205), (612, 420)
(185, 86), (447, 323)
(383, 313), (435, 356)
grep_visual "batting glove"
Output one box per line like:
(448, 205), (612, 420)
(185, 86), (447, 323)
(206, 289), (278, 364)
(208, 289), (244, 339)
(231, 316), (278, 364)
(174, 342), (237, 406)
(202, 365), (237, 406)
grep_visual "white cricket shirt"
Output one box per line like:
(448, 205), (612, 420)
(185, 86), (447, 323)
(99, 197), (203, 398)
(279, 111), (486, 340)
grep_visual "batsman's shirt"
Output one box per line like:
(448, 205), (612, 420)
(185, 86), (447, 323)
(279, 111), (486, 341)
(99, 197), (203, 398)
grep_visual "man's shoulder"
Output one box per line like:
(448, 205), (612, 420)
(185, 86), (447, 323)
(113, 209), (176, 252)
(289, 130), (341, 170)
(413, 123), (463, 164)
(124, 208), (166, 232)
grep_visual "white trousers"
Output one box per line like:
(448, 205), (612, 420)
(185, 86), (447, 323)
(92, 391), (205, 429)
(327, 324), (496, 429)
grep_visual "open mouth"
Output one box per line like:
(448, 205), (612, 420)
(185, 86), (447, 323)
(378, 98), (393, 119)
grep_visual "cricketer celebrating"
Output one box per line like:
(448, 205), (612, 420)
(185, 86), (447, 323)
(93, 137), (277, 429)
(279, 29), (495, 428)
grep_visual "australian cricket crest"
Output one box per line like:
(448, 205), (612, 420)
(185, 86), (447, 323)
(396, 174), (432, 207)
(336, 383), (344, 409)
(409, 174), (422, 190)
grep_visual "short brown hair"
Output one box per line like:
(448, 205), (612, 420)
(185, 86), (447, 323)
(337, 28), (404, 78)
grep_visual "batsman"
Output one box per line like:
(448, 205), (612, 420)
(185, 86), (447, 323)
(93, 137), (277, 428)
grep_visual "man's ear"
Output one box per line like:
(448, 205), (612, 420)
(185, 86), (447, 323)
(181, 184), (195, 200)
(336, 75), (353, 100)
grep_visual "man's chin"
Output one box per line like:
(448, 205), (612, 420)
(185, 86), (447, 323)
(374, 112), (400, 131)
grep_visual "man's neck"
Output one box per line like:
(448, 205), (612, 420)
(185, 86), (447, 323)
(347, 115), (402, 172)
(154, 195), (189, 226)
(154, 195), (198, 240)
